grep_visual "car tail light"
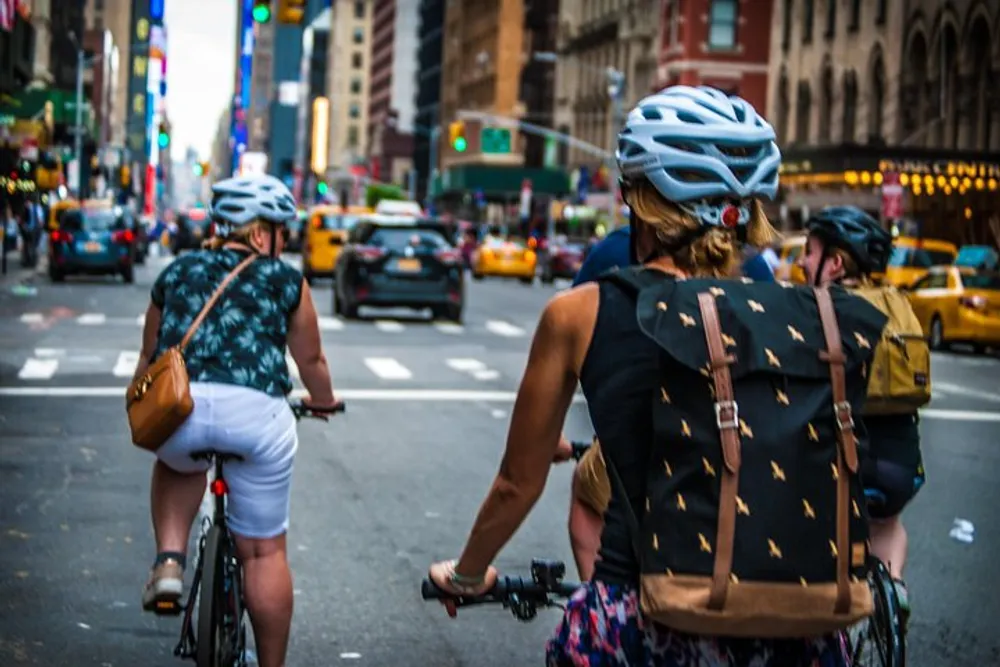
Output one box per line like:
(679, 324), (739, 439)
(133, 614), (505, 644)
(959, 295), (987, 310)
(356, 245), (386, 262)
(435, 248), (462, 264)
(50, 230), (73, 243)
(112, 230), (135, 244)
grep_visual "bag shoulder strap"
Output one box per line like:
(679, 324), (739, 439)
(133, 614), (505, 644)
(813, 286), (858, 615)
(178, 253), (258, 351)
(696, 291), (741, 611)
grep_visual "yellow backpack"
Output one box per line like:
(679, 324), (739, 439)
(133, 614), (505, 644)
(851, 286), (932, 414)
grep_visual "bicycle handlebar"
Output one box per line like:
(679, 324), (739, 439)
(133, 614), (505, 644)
(290, 400), (346, 421)
(421, 559), (580, 622)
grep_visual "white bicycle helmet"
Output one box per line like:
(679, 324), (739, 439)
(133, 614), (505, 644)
(210, 174), (298, 232)
(617, 85), (781, 230)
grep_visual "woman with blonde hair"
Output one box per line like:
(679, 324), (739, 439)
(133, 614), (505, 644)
(135, 175), (340, 667)
(426, 86), (856, 665)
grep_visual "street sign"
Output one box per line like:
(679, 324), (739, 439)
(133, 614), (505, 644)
(481, 127), (511, 154)
(881, 171), (903, 219)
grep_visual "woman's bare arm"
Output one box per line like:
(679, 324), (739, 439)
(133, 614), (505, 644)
(453, 289), (593, 577)
(287, 279), (336, 406)
(131, 302), (161, 383)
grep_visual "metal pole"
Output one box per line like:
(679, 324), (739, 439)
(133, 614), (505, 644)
(74, 47), (85, 197)
(606, 69), (625, 228)
(292, 26), (314, 203)
(426, 125), (440, 207)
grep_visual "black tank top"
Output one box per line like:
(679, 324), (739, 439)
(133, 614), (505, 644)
(580, 279), (661, 585)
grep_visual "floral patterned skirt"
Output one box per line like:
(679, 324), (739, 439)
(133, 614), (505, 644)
(545, 581), (851, 667)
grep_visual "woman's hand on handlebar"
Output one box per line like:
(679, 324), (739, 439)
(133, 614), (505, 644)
(552, 434), (574, 464)
(428, 559), (498, 617)
(292, 396), (346, 420)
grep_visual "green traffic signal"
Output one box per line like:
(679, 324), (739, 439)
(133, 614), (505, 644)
(193, 163), (203, 176)
(454, 136), (467, 152)
(252, 1), (271, 23)
(157, 132), (169, 149)
(317, 182), (329, 195)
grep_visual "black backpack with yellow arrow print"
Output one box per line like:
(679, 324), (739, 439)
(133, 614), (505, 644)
(599, 266), (888, 639)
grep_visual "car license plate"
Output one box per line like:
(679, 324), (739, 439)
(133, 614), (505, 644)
(396, 258), (421, 272)
(85, 241), (104, 253)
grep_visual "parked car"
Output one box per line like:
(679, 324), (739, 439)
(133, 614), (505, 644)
(48, 206), (136, 283)
(333, 217), (464, 322)
(905, 266), (1000, 352)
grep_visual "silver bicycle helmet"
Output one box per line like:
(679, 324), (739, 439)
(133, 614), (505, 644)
(210, 174), (298, 231)
(617, 85), (781, 230)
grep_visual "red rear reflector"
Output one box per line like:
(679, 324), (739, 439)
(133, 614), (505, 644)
(210, 479), (228, 496)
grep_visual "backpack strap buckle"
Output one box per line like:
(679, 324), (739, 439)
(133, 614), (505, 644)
(834, 401), (854, 432)
(714, 400), (739, 430)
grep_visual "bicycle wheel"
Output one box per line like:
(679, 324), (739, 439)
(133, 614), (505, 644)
(850, 557), (905, 667)
(196, 525), (224, 667)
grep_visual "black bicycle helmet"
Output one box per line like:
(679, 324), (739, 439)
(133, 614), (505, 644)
(806, 206), (892, 275)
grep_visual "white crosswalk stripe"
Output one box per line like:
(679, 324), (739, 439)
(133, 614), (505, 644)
(318, 316), (344, 331)
(434, 322), (464, 334)
(78, 313), (107, 325)
(364, 357), (412, 379)
(374, 320), (405, 333)
(485, 320), (526, 337)
(20, 313), (44, 324)
(18, 357), (59, 380)
(446, 358), (499, 381)
(113, 351), (141, 378)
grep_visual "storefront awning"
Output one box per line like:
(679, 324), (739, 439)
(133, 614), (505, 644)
(437, 165), (570, 197)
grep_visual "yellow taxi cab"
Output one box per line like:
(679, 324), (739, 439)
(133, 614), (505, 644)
(876, 236), (957, 287)
(905, 266), (1000, 352)
(302, 205), (373, 282)
(47, 198), (81, 231)
(472, 235), (537, 284)
(774, 234), (807, 284)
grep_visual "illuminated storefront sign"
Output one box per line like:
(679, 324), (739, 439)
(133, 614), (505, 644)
(230, 0), (255, 176)
(876, 159), (1000, 179)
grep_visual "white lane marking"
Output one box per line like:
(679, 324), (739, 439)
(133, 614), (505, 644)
(34, 348), (65, 358)
(446, 358), (485, 372)
(77, 313), (107, 325)
(318, 316), (344, 331)
(20, 313), (44, 324)
(363, 357), (412, 380)
(286, 353), (300, 378)
(339, 653), (362, 660)
(932, 382), (1000, 403)
(486, 320), (525, 337)
(434, 322), (464, 334)
(949, 518), (975, 544)
(4, 387), (1000, 420)
(374, 320), (405, 333)
(447, 358), (500, 381)
(136, 314), (146, 326)
(17, 358), (59, 380)
(112, 351), (141, 377)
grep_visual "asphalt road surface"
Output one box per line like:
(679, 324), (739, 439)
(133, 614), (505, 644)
(1, 253), (998, 666)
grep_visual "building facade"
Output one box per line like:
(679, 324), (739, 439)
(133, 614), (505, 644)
(85, 0), (131, 150)
(552, 0), (659, 197)
(412, 0), (444, 199)
(248, 17), (275, 153)
(325, 0), (374, 174)
(769, 0), (1000, 243)
(367, 0), (418, 187)
(657, 0), (772, 111)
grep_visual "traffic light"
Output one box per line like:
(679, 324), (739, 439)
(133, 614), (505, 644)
(277, 0), (306, 24)
(449, 121), (467, 153)
(252, 0), (272, 23)
(317, 181), (329, 196)
(193, 163), (203, 176)
(157, 124), (169, 149)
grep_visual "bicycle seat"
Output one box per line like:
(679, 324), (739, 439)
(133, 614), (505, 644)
(189, 450), (245, 463)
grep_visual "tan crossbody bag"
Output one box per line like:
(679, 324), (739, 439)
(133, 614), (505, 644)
(126, 254), (257, 452)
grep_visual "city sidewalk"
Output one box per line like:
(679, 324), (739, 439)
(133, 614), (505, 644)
(0, 250), (44, 291)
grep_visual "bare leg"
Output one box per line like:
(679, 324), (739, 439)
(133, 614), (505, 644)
(869, 515), (908, 579)
(235, 534), (293, 667)
(569, 473), (604, 582)
(151, 460), (207, 553)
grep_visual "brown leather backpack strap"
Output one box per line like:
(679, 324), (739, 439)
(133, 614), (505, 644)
(178, 253), (258, 352)
(696, 292), (740, 611)
(813, 287), (856, 615)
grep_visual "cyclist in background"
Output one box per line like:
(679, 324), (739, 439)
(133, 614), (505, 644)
(797, 205), (923, 629)
(134, 175), (341, 667)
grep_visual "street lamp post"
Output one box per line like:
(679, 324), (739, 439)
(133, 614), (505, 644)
(426, 124), (440, 207)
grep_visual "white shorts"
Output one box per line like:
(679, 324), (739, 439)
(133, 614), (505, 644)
(156, 382), (298, 539)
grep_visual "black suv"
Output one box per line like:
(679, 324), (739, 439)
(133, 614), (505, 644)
(333, 217), (464, 322)
(171, 210), (211, 253)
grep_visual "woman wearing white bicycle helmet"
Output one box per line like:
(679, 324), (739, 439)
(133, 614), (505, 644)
(134, 174), (340, 667)
(427, 87), (854, 666)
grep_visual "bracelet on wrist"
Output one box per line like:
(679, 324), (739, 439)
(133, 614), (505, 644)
(446, 560), (485, 592)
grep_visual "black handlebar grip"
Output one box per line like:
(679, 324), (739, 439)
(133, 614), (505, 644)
(421, 578), (445, 600)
